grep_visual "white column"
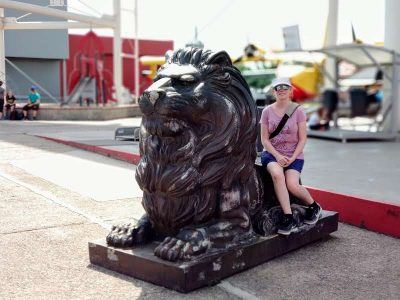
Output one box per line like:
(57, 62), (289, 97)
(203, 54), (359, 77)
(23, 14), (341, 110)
(113, 0), (123, 104)
(385, 0), (400, 51)
(134, 0), (140, 103)
(323, 0), (339, 90)
(385, 0), (400, 133)
(0, 8), (6, 86)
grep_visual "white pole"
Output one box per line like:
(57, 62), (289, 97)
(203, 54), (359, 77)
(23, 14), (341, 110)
(113, 0), (122, 104)
(325, 0), (338, 46)
(134, 0), (139, 103)
(385, 0), (400, 133)
(323, 0), (339, 90)
(0, 8), (5, 86)
(3, 20), (105, 30)
(390, 54), (399, 134)
(62, 59), (67, 103)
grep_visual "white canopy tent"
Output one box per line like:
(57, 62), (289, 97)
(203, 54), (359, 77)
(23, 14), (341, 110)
(308, 43), (400, 142)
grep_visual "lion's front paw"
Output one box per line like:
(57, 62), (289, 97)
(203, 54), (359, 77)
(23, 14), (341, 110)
(154, 233), (209, 262)
(106, 221), (150, 248)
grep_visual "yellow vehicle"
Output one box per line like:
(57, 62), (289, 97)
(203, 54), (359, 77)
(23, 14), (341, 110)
(139, 45), (324, 102)
(140, 55), (166, 80)
(234, 44), (324, 102)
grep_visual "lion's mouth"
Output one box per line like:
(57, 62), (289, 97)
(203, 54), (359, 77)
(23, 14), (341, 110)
(142, 116), (184, 137)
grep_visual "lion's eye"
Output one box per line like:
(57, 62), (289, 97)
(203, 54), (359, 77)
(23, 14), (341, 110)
(172, 77), (197, 88)
(180, 74), (195, 82)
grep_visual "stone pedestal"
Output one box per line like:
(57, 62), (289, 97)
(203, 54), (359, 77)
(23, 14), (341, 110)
(89, 211), (338, 293)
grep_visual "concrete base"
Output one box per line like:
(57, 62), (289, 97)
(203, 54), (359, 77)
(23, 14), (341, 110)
(89, 211), (338, 293)
(37, 104), (142, 121)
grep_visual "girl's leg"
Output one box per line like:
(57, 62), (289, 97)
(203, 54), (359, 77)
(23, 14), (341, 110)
(285, 169), (314, 205)
(267, 162), (292, 214)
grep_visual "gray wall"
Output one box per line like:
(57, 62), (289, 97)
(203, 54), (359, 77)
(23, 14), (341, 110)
(4, 0), (69, 102)
(5, 0), (69, 59)
(6, 58), (61, 103)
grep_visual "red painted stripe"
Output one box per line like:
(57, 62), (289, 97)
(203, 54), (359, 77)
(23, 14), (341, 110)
(36, 135), (400, 238)
(36, 136), (141, 165)
(305, 186), (400, 238)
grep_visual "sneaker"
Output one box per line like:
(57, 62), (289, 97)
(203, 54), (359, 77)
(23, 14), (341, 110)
(304, 202), (322, 225)
(277, 214), (297, 235)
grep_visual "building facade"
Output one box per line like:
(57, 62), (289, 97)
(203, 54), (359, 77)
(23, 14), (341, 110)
(4, 1), (173, 104)
(4, 0), (68, 102)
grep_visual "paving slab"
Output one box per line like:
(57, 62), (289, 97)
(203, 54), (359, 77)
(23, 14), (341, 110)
(0, 162), (145, 226)
(10, 150), (142, 201)
(0, 176), (85, 234)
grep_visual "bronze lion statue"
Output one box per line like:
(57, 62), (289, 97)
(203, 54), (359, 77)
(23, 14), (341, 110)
(106, 48), (305, 261)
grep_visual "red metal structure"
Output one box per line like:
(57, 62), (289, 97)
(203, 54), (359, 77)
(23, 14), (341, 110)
(63, 32), (173, 104)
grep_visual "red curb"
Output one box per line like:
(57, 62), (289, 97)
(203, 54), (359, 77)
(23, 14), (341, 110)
(306, 186), (400, 238)
(36, 135), (141, 165)
(37, 135), (400, 238)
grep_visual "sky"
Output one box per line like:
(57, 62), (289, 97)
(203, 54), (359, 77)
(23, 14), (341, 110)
(68, 0), (385, 57)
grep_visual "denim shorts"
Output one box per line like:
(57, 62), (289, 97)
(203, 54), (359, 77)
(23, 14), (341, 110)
(260, 151), (304, 173)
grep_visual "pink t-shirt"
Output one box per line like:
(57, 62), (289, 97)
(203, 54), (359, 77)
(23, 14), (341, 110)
(260, 104), (307, 159)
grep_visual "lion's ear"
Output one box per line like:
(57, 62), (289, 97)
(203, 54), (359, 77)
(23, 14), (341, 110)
(206, 51), (232, 67)
(165, 50), (174, 63)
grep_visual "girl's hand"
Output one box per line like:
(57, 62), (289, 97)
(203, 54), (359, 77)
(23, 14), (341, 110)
(283, 156), (296, 167)
(276, 154), (289, 167)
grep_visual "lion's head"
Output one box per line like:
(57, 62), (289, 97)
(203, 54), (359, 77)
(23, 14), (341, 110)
(136, 48), (258, 235)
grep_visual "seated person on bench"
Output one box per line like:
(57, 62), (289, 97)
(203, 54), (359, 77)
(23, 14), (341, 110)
(365, 81), (383, 115)
(23, 86), (40, 120)
(5, 90), (16, 119)
(308, 106), (330, 131)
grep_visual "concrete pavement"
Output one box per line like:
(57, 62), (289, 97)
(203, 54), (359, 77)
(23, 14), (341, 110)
(0, 119), (399, 299)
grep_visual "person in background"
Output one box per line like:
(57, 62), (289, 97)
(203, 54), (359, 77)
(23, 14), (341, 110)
(23, 86), (41, 120)
(308, 106), (330, 131)
(366, 81), (383, 115)
(0, 81), (5, 120)
(5, 90), (17, 120)
(260, 77), (322, 235)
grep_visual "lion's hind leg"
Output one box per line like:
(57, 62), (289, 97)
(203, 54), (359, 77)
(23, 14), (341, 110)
(106, 215), (154, 247)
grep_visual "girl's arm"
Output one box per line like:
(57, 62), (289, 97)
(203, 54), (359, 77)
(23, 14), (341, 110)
(287, 121), (307, 164)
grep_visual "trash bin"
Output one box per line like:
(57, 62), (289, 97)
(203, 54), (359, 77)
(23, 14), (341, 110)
(322, 89), (338, 121)
(349, 88), (368, 117)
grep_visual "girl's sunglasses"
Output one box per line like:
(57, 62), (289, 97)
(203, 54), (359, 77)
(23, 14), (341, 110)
(274, 84), (291, 91)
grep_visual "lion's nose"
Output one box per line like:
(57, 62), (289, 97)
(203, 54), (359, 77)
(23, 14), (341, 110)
(143, 90), (166, 106)
(139, 89), (166, 115)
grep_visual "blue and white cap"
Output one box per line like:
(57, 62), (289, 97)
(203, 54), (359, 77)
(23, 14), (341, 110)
(271, 77), (292, 88)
